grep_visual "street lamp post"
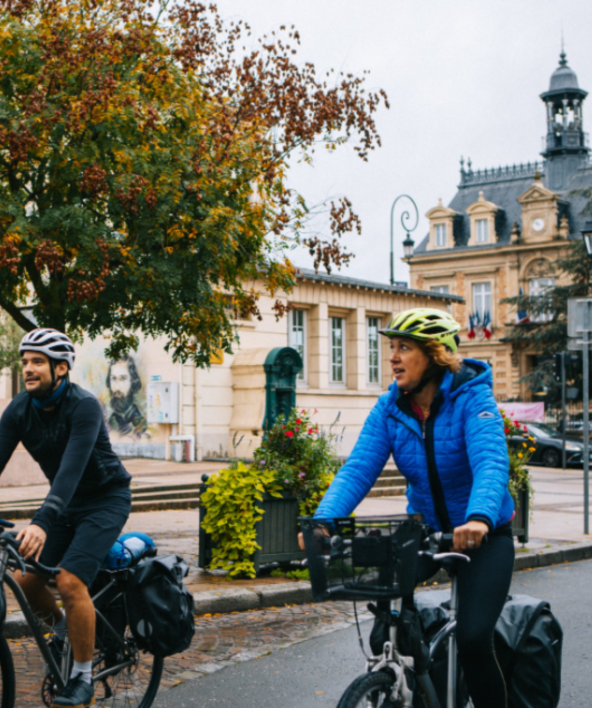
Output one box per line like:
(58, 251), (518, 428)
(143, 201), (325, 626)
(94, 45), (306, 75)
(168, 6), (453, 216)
(576, 224), (592, 532)
(390, 194), (418, 286)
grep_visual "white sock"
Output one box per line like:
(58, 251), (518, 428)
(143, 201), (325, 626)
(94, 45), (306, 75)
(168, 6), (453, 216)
(71, 660), (92, 685)
(54, 614), (67, 641)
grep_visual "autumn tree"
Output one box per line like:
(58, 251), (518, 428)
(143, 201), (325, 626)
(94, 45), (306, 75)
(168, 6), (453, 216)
(0, 0), (387, 364)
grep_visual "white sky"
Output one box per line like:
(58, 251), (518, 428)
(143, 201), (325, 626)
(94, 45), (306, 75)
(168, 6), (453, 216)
(217, 0), (592, 285)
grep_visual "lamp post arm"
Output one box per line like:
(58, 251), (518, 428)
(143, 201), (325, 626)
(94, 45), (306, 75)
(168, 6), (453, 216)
(389, 194), (419, 286)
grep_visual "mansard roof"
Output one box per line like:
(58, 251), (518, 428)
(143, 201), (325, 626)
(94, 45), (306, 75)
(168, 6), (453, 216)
(414, 160), (592, 255)
(295, 267), (464, 302)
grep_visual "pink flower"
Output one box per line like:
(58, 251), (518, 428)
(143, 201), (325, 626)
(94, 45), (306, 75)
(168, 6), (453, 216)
(296, 418), (302, 425)
(308, 428), (314, 434)
(299, 472), (306, 478)
(285, 430), (294, 438)
(284, 479), (289, 484)
(523, 425), (528, 432)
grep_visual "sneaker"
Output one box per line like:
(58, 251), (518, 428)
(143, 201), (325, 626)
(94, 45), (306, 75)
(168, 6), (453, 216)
(50, 673), (95, 708)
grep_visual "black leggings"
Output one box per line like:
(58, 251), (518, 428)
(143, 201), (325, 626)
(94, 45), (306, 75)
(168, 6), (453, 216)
(416, 526), (515, 708)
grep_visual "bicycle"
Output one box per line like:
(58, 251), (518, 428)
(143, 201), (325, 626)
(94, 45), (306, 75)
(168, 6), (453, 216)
(0, 518), (163, 708)
(300, 514), (474, 708)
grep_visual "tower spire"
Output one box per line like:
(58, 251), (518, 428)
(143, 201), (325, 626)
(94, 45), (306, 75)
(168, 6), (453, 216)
(540, 49), (588, 189)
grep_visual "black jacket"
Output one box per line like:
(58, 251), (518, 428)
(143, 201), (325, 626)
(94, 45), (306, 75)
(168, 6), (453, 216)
(0, 382), (131, 532)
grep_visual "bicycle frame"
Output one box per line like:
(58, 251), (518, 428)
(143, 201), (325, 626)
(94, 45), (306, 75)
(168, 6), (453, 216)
(0, 548), (66, 693)
(91, 572), (138, 684)
(365, 563), (465, 708)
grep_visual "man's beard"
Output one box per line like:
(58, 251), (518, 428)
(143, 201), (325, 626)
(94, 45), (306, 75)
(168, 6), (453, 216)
(110, 391), (134, 414)
(26, 378), (54, 399)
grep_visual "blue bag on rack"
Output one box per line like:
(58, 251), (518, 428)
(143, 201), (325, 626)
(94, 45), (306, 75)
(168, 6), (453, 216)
(103, 532), (156, 570)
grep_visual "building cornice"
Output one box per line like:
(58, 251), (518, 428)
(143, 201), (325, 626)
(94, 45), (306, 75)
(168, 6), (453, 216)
(410, 239), (569, 264)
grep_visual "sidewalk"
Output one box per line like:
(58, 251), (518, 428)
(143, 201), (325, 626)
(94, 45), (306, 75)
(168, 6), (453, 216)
(3, 462), (592, 634)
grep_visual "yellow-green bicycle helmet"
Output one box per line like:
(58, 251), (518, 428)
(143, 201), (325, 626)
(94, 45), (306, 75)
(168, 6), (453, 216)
(379, 308), (461, 352)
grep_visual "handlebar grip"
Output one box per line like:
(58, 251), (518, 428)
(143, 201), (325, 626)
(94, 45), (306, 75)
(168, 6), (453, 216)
(28, 559), (61, 578)
(440, 533), (454, 551)
(0, 531), (61, 577)
(0, 518), (15, 529)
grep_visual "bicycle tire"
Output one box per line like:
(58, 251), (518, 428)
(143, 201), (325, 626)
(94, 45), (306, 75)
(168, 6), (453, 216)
(0, 636), (15, 708)
(337, 671), (396, 708)
(92, 628), (163, 708)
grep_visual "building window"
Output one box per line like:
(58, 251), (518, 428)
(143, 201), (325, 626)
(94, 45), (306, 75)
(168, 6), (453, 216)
(529, 277), (555, 323)
(476, 218), (489, 243)
(367, 317), (381, 385)
(434, 223), (446, 247)
(431, 285), (450, 312)
(330, 316), (345, 384)
(472, 282), (492, 320)
(288, 309), (307, 382)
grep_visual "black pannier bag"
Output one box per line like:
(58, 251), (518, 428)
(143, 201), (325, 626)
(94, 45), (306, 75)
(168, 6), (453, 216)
(412, 591), (562, 708)
(125, 554), (195, 657)
(494, 594), (562, 708)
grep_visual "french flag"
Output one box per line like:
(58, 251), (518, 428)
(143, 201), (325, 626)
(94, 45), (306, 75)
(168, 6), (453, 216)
(516, 286), (530, 324)
(483, 311), (492, 339)
(467, 313), (476, 339)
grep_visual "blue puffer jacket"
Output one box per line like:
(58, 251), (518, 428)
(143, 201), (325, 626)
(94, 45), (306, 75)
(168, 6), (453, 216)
(315, 359), (514, 531)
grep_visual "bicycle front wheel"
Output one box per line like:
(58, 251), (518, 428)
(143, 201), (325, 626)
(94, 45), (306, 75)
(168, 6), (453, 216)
(0, 636), (15, 708)
(337, 671), (396, 708)
(92, 628), (163, 708)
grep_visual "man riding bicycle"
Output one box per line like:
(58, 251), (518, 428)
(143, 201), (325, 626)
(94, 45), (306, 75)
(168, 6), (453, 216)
(0, 328), (132, 708)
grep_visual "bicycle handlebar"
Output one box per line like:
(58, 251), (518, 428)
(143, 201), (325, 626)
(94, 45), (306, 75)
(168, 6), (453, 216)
(0, 531), (61, 578)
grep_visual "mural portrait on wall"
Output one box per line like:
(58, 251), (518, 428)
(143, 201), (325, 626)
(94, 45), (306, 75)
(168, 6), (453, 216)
(106, 356), (147, 437)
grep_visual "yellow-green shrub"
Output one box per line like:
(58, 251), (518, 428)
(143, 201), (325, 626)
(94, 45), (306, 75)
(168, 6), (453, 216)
(200, 462), (283, 578)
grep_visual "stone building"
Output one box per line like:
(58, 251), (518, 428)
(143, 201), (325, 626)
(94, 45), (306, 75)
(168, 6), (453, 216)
(0, 270), (459, 479)
(409, 50), (592, 400)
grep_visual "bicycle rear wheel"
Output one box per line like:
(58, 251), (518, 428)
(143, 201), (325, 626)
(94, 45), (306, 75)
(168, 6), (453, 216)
(337, 671), (397, 708)
(0, 636), (15, 708)
(92, 627), (163, 708)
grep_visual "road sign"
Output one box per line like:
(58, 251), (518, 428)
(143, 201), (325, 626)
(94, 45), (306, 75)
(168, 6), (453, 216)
(568, 298), (592, 337)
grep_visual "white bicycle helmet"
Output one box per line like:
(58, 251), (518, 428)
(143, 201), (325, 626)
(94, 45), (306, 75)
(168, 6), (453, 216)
(19, 329), (76, 369)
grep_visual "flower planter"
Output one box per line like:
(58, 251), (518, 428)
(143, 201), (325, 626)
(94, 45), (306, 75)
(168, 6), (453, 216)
(512, 485), (530, 544)
(198, 479), (305, 575)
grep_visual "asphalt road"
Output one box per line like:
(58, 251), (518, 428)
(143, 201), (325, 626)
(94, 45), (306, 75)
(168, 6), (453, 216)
(154, 559), (592, 707)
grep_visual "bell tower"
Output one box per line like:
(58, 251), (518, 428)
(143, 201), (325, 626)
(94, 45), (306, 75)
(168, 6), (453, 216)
(540, 50), (589, 190)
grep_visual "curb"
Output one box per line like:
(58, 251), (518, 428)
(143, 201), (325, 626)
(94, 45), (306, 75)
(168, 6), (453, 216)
(4, 541), (592, 638)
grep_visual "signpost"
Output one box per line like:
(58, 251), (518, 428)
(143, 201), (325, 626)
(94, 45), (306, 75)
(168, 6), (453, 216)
(568, 298), (592, 534)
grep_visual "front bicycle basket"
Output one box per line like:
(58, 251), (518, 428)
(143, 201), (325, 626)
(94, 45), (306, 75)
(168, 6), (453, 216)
(300, 515), (423, 602)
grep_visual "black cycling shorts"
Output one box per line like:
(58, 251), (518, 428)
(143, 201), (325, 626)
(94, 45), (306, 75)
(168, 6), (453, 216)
(38, 486), (131, 588)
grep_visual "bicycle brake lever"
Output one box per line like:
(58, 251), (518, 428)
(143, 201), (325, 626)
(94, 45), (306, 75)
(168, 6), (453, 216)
(5, 544), (26, 575)
(1, 533), (61, 577)
(432, 552), (471, 563)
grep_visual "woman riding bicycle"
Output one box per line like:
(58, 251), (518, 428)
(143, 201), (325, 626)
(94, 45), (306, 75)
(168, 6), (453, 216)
(310, 307), (515, 708)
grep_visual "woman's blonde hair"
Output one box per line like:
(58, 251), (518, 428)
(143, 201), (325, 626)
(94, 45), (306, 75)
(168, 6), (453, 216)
(421, 339), (463, 374)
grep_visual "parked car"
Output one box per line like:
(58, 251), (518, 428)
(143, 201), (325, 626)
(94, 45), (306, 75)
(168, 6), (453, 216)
(509, 422), (592, 468)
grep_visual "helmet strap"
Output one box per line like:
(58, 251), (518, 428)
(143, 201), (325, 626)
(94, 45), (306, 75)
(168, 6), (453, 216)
(28, 358), (69, 402)
(408, 364), (443, 396)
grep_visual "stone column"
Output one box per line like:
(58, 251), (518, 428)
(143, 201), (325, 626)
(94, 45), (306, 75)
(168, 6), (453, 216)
(308, 302), (329, 389)
(347, 306), (366, 390)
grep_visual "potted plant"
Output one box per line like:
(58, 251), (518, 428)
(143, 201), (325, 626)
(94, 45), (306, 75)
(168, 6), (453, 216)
(500, 410), (536, 544)
(199, 409), (340, 578)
